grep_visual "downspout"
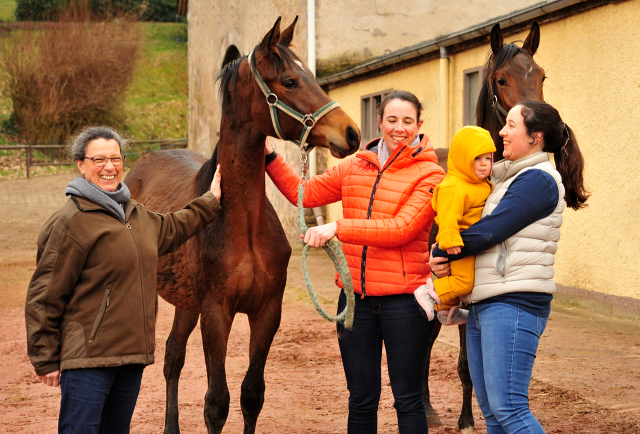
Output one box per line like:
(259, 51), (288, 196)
(439, 47), (450, 148)
(308, 0), (325, 225)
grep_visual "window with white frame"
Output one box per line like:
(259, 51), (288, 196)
(463, 67), (484, 126)
(360, 89), (393, 149)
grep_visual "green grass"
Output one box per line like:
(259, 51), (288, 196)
(122, 22), (188, 141)
(0, 21), (188, 145)
(0, 20), (188, 178)
(0, 0), (15, 22)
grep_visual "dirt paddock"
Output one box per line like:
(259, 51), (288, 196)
(1, 173), (639, 433)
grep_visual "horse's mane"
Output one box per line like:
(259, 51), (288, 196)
(215, 42), (300, 108)
(195, 144), (219, 196)
(205, 43), (301, 194)
(216, 56), (246, 108)
(475, 43), (528, 128)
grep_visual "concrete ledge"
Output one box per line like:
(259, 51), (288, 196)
(317, 0), (626, 90)
(554, 284), (640, 320)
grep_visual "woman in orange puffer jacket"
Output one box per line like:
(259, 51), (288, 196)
(266, 91), (445, 433)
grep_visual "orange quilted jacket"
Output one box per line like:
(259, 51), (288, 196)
(266, 135), (445, 297)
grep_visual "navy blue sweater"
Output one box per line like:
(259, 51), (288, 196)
(432, 168), (559, 316)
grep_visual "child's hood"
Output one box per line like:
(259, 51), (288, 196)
(447, 126), (497, 183)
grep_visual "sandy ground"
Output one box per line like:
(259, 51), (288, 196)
(1, 173), (639, 433)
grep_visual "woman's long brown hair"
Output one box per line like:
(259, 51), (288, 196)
(518, 101), (589, 210)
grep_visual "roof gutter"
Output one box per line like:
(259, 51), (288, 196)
(317, 0), (614, 88)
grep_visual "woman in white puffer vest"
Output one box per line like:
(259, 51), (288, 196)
(430, 101), (589, 434)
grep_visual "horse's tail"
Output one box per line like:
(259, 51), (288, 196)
(195, 143), (219, 196)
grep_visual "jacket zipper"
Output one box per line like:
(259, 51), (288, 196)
(125, 219), (150, 360)
(89, 288), (111, 341)
(497, 241), (508, 278)
(359, 147), (404, 298)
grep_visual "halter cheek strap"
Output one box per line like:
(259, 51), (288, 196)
(248, 51), (356, 330)
(248, 51), (341, 152)
(488, 78), (510, 123)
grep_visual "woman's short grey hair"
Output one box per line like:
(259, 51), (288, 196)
(67, 126), (129, 161)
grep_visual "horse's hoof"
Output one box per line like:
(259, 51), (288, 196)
(460, 426), (475, 434)
(427, 412), (441, 427)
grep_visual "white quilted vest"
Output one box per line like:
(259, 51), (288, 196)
(461, 152), (565, 303)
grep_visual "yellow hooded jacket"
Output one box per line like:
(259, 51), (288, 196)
(433, 126), (496, 249)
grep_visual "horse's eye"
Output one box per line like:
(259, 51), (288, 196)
(542, 76), (547, 83)
(282, 79), (298, 89)
(497, 77), (507, 86)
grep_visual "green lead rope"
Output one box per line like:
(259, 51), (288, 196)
(298, 182), (355, 330)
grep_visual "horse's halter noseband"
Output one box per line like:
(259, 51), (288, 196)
(248, 51), (340, 153)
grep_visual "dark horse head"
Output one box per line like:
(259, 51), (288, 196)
(217, 17), (361, 159)
(476, 21), (545, 161)
(196, 17), (361, 196)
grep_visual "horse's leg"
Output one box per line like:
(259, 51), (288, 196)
(423, 319), (442, 427)
(241, 296), (283, 434)
(200, 298), (234, 434)
(163, 307), (200, 434)
(457, 324), (475, 433)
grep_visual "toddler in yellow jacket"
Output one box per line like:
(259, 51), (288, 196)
(415, 126), (496, 325)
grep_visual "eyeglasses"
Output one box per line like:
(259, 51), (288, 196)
(83, 154), (125, 167)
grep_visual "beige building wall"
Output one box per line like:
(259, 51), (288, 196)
(533, 1), (640, 300)
(186, 0), (590, 246)
(315, 0), (543, 75)
(186, 0), (544, 155)
(325, 0), (640, 300)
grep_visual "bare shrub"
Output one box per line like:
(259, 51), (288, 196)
(14, 0), (145, 22)
(0, 19), (142, 143)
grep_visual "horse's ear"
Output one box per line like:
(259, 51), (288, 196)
(279, 16), (298, 47)
(522, 21), (540, 56)
(258, 17), (282, 55)
(491, 23), (503, 55)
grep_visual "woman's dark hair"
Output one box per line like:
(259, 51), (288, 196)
(378, 91), (423, 122)
(517, 101), (589, 210)
(67, 125), (129, 161)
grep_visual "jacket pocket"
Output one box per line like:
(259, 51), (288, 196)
(61, 321), (87, 360)
(89, 288), (111, 341)
(496, 242), (508, 277)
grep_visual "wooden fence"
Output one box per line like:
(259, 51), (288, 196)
(0, 138), (188, 178)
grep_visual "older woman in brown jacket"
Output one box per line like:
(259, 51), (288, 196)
(25, 126), (222, 434)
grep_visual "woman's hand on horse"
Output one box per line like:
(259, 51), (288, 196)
(429, 244), (451, 278)
(265, 137), (274, 155)
(300, 222), (338, 247)
(210, 164), (222, 202)
(37, 370), (60, 387)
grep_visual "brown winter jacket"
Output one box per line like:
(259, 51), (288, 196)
(25, 191), (220, 376)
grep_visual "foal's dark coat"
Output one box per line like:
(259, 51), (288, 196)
(125, 17), (359, 434)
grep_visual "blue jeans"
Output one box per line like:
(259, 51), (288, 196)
(337, 291), (433, 434)
(59, 364), (145, 434)
(467, 302), (548, 434)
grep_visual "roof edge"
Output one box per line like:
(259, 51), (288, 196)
(317, 0), (616, 88)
